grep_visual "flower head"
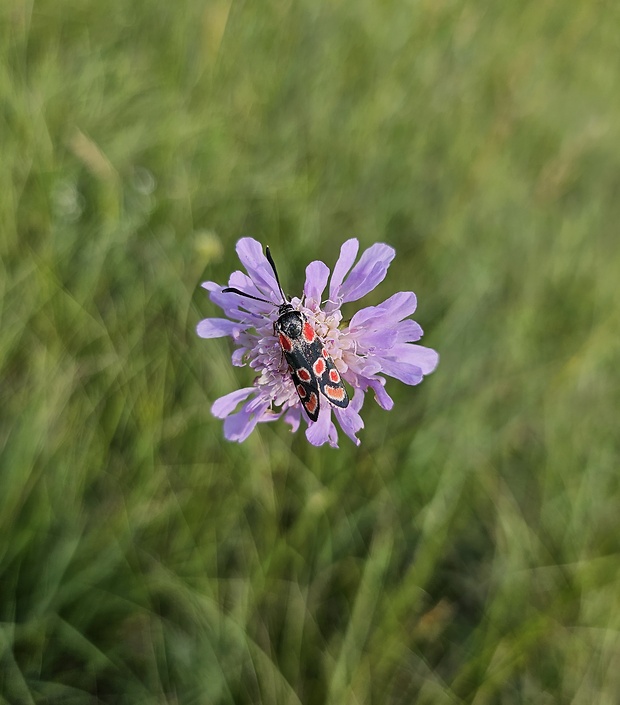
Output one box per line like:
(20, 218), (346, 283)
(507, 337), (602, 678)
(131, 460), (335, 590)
(197, 238), (438, 447)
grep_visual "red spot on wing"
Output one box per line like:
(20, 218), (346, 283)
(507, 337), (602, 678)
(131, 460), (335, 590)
(297, 367), (311, 382)
(296, 384), (307, 399)
(305, 393), (318, 415)
(329, 369), (340, 383)
(302, 322), (315, 342)
(325, 385), (346, 401)
(279, 333), (293, 352)
(313, 358), (326, 376)
(322, 347), (329, 358)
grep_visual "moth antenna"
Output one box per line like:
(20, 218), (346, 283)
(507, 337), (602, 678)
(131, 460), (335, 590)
(222, 287), (275, 305)
(265, 246), (288, 304)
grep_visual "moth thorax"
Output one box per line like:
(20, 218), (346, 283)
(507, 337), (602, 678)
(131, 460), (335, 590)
(278, 309), (303, 339)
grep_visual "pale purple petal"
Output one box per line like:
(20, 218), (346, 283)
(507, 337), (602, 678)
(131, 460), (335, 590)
(333, 391), (364, 446)
(227, 271), (275, 307)
(208, 286), (268, 323)
(283, 406), (301, 432)
(216, 297), (271, 323)
(222, 394), (273, 442)
(338, 243), (395, 303)
(349, 292), (417, 332)
(197, 318), (244, 339)
(375, 343), (439, 385)
(328, 239), (359, 302)
(245, 393), (271, 414)
(222, 271), (275, 315)
(366, 378), (394, 410)
(350, 388), (365, 413)
(345, 355), (383, 378)
(223, 408), (259, 442)
(380, 291), (417, 319)
(231, 348), (247, 366)
(306, 404), (339, 448)
(346, 305), (379, 331)
(395, 320), (423, 343)
(212, 387), (256, 418)
(236, 238), (280, 299)
(255, 408), (282, 423)
(227, 270), (260, 292)
(377, 358), (424, 386)
(327, 418), (339, 447)
(385, 343), (439, 375)
(304, 260), (330, 303)
(236, 332), (260, 350)
(355, 328), (399, 350)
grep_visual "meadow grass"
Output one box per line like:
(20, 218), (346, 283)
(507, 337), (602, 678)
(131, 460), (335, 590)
(2, 0), (620, 702)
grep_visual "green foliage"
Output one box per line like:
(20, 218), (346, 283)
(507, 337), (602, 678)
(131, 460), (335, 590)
(2, 0), (620, 702)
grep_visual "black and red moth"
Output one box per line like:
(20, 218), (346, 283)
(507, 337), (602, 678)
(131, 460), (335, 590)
(222, 247), (349, 422)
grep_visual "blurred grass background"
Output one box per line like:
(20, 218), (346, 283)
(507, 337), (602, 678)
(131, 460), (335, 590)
(2, 0), (620, 702)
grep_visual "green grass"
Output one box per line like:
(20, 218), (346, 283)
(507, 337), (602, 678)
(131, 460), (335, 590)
(2, 0), (620, 702)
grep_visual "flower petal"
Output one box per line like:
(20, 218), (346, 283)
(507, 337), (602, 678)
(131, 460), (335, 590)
(386, 343), (439, 375)
(376, 343), (438, 385)
(381, 291), (417, 319)
(231, 348), (247, 366)
(346, 355), (383, 378)
(223, 409), (258, 442)
(283, 406), (301, 432)
(304, 260), (330, 303)
(395, 320), (423, 343)
(208, 285), (269, 324)
(196, 318), (243, 339)
(338, 243), (395, 303)
(328, 239), (359, 302)
(333, 390), (364, 446)
(222, 395), (273, 442)
(306, 404), (339, 448)
(349, 292), (417, 332)
(224, 271), (276, 314)
(366, 377), (394, 410)
(211, 387), (256, 418)
(236, 237), (280, 300)
(377, 358), (424, 385)
(355, 328), (399, 350)
(227, 270), (273, 304)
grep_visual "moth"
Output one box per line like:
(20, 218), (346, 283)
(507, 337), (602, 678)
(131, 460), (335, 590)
(223, 247), (349, 421)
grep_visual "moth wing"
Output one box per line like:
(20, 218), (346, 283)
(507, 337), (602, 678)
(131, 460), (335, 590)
(285, 348), (321, 422)
(316, 352), (349, 409)
(301, 338), (350, 410)
(291, 374), (321, 422)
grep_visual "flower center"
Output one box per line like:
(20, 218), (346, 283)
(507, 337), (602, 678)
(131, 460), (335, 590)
(244, 300), (356, 407)
(299, 300), (356, 373)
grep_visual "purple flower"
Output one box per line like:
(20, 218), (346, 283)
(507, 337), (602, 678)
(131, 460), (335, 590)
(197, 238), (438, 447)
